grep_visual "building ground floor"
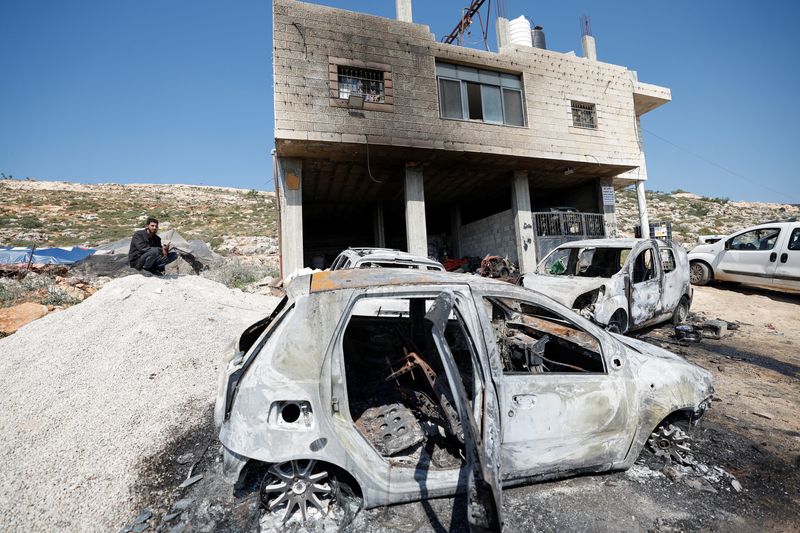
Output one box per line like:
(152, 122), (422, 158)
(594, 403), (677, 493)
(274, 141), (651, 276)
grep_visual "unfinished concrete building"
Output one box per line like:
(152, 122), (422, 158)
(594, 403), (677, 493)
(273, 0), (670, 275)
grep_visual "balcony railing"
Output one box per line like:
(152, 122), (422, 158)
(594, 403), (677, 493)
(532, 212), (606, 259)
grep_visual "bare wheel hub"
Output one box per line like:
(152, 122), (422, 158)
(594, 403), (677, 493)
(648, 423), (695, 465)
(261, 459), (331, 522)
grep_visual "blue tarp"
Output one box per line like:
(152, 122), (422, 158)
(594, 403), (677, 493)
(0, 246), (96, 265)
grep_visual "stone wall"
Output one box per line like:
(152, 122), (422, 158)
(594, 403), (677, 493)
(460, 209), (517, 261)
(273, 0), (665, 173)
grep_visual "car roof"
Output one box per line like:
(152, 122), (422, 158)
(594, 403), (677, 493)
(550, 238), (672, 249)
(334, 247), (444, 269)
(297, 268), (507, 295)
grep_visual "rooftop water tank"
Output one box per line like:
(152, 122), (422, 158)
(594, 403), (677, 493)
(508, 15), (532, 47)
(532, 25), (547, 49)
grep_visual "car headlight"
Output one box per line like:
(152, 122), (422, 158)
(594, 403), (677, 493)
(572, 286), (605, 310)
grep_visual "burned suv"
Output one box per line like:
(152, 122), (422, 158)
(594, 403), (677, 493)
(215, 269), (713, 528)
(522, 238), (692, 334)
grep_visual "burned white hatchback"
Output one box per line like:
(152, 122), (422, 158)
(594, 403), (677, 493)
(215, 269), (712, 529)
(522, 238), (692, 334)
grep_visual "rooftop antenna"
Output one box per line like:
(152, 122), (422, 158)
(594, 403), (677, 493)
(580, 14), (592, 37)
(442, 0), (491, 50)
(495, 0), (507, 19)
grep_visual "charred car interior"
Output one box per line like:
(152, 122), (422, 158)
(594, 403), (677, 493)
(343, 296), (474, 469)
(485, 297), (604, 374)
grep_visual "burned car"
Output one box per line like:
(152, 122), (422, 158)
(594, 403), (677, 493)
(330, 247), (445, 271)
(215, 269), (712, 528)
(521, 238), (692, 334)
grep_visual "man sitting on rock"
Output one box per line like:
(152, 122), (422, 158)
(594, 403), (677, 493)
(128, 217), (178, 276)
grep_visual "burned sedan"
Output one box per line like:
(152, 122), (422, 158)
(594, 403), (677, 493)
(521, 238), (692, 334)
(214, 269), (712, 527)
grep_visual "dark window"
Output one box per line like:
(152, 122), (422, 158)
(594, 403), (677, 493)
(466, 82), (483, 120)
(730, 228), (781, 251)
(438, 78), (463, 119)
(502, 88), (524, 126)
(484, 297), (605, 374)
(789, 228), (800, 251)
(338, 66), (385, 103)
(660, 248), (676, 273)
(633, 248), (656, 283)
(571, 101), (597, 129)
(435, 62), (524, 126)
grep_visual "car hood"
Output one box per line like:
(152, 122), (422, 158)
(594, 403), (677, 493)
(522, 274), (608, 307)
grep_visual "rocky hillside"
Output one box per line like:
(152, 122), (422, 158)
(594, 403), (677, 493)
(0, 179), (277, 249)
(3, 178), (798, 254)
(616, 188), (799, 245)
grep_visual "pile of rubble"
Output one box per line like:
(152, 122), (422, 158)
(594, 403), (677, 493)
(0, 275), (279, 531)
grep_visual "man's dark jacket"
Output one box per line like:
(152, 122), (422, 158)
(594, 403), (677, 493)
(128, 229), (162, 267)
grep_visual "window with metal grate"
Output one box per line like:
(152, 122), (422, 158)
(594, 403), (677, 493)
(571, 101), (597, 129)
(337, 66), (385, 103)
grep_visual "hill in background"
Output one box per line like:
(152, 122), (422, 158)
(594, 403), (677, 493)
(615, 188), (799, 244)
(2, 179), (798, 252)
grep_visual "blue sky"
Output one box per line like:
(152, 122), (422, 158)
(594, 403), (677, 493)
(1, 1), (798, 203)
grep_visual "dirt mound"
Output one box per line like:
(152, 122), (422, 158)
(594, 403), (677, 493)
(0, 275), (278, 532)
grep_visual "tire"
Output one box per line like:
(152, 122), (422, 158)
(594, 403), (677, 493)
(690, 262), (711, 286)
(607, 309), (628, 334)
(671, 296), (690, 325)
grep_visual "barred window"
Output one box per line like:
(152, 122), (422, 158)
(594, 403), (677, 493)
(338, 66), (385, 103)
(571, 101), (597, 129)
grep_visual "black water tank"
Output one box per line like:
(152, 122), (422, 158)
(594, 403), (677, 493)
(532, 26), (547, 49)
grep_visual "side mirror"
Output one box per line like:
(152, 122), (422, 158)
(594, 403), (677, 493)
(724, 239), (732, 250)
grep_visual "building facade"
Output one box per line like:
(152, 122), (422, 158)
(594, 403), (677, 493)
(273, 0), (670, 275)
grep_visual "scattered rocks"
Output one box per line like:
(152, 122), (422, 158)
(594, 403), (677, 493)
(0, 301), (49, 335)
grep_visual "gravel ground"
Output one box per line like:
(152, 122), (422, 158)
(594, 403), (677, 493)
(0, 275), (278, 532)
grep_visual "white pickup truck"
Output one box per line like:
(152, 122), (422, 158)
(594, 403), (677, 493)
(688, 220), (800, 292)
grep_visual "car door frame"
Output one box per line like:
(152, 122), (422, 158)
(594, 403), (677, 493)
(714, 226), (783, 286)
(626, 240), (664, 328)
(771, 225), (800, 291)
(325, 285), (502, 521)
(472, 284), (636, 483)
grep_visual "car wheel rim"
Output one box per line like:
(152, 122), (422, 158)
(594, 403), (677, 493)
(647, 424), (695, 465)
(690, 264), (703, 284)
(261, 459), (331, 522)
(677, 302), (688, 323)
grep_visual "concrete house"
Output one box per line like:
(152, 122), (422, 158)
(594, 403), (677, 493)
(273, 0), (670, 275)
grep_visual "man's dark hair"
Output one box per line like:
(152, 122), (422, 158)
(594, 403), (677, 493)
(146, 217), (159, 225)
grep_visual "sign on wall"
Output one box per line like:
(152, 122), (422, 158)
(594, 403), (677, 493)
(601, 185), (616, 207)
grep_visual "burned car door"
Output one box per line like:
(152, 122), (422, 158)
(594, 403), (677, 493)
(477, 290), (633, 480)
(425, 291), (502, 532)
(628, 243), (662, 327)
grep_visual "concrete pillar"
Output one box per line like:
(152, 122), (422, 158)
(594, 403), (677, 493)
(404, 164), (427, 257)
(511, 170), (537, 273)
(581, 35), (597, 61)
(373, 202), (386, 248)
(635, 179), (650, 237)
(597, 179), (618, 238)
(276, 157), (304, 277)
(449, 204), (462, 259)
(395, 0), (412, 23)
(496, 17), (510, 49)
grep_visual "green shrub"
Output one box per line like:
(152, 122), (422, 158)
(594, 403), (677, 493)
(19, 215), (43, 228)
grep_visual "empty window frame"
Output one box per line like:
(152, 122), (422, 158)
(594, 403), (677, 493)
(571, 101), (597, 129)
(436, 62), (525, 126)
(338, 66), (385, 103)
(660, 248), (677, 273)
